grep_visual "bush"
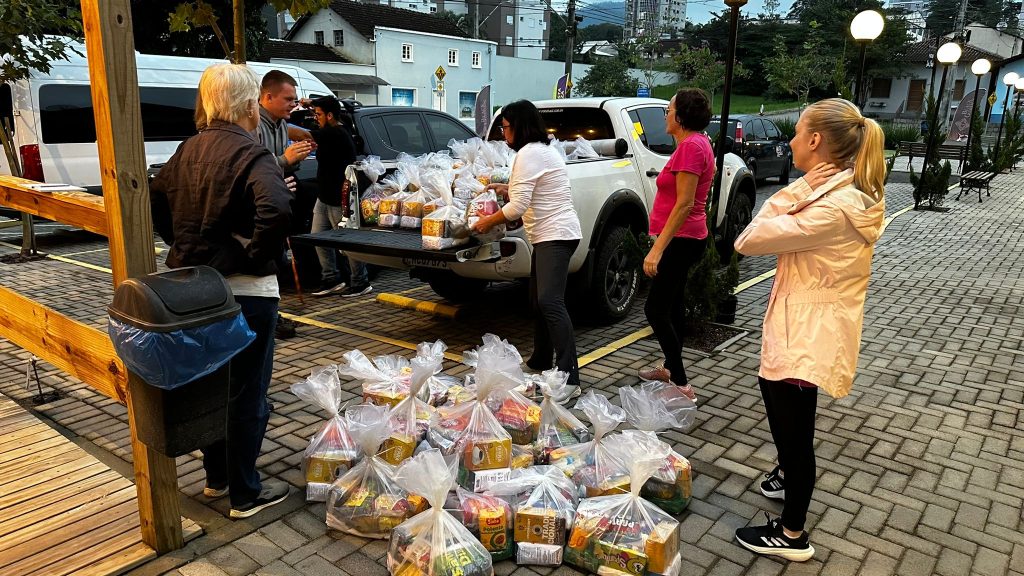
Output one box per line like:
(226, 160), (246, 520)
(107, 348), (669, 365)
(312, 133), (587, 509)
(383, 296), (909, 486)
(774, 118), (795, 140)
(879, 121), (921, 150)
(679, 240), (739, 327)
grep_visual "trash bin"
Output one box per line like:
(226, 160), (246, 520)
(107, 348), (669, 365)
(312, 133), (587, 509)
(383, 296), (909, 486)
(108, 265), (256, 457)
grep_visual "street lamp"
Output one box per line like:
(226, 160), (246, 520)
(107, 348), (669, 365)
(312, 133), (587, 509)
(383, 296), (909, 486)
(916, 41), (961, 209)
(850, 10), (885, 109)
(710, 0), (748, 232)
(962, 58), (990, 173)
(993, 71), (1020, 162)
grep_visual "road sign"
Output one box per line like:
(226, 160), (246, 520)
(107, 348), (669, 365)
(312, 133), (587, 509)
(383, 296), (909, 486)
(637, 86), (650, 98)
(435, 66), (446, 82)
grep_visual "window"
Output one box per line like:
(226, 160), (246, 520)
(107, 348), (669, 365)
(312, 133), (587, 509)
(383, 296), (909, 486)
(401, 43), (414, 62)
(333, 30), (344, 46)
(458, 91), (477, 119)
(391, 87), (416, 107)
(763, 120), (781, 140)
(529, 19), (535, 28)
(472, 51), (481, 68)
(745, 119), (767, 140)
(870, 78), (892, 99)
(314, 30), (324, 45)
(366, 113), (431, 159)
(536, 108), (616, 142)
(506, 15), (513, 25)
(505, 36), (513, 46)
(627, 107), (675, 155)
(952, 79), (965, 101)
(448, 49), (459, 66)
(430, 6), (436, 11)
(426, 112), (474, 143)
(39, 84), (198, 144)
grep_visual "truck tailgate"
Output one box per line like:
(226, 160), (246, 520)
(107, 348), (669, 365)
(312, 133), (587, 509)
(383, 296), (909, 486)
(290, 228), (500, 263)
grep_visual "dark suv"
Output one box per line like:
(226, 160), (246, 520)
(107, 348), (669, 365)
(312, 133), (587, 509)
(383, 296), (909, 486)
(707, 115), (793, 184)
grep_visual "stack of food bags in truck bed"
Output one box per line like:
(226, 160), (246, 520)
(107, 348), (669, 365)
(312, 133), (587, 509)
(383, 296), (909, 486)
(326, 404), (427, 538)
(564, 433), (682, 576)
(388, 450), (495, 576)
(290, 366), (358, 502)
(617, 381), (697, 514)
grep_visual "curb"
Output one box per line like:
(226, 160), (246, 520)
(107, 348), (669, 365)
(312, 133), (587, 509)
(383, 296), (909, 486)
(375, 292), (461, 319)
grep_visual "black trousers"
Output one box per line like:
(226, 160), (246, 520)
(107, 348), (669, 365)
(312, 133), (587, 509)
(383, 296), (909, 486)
(643, 237), (704, 386)
(759, 377), (818, 532)
(529, 239), (580, 386)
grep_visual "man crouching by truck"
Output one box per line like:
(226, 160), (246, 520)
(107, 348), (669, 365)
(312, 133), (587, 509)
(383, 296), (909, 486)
(149, 63), (292, 519)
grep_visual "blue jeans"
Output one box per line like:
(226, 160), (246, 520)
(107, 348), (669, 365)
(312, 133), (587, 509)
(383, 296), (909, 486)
(311, 199), (367, 286)
(201, 296), (278, 507)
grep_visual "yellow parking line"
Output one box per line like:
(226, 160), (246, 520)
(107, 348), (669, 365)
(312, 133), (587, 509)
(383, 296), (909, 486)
(279, 312), (464, 363)
(0, 241), (112, 273)
(578, 201), (917, 368)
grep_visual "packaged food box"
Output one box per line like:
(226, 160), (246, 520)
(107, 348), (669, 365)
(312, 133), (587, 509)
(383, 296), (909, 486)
(462, 437), (512, 471)
(514, 507), (567, 545)
(517, 542), (563, 566)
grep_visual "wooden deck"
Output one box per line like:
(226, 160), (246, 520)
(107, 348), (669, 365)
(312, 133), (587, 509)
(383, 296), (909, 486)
(0, 396), (201, 576)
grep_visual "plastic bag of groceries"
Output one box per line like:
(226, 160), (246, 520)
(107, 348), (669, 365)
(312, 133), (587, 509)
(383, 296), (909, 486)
(450, 487), (515, 561)
(397, 153), (424, 193)
(467, 189), (505, 243)
(477, 337), (540, 447)
(449, 137), (482, 169)
(378, 190), (409, 228)
(414, 341), (459, 406)
(290, 366), (359, 502)
(453, 169), (487, 202)
(388, 449), (494, 576)
(326, 404), (427, 538)
(549, 138), (569, 162)
(532, 369), (591, 464)
(427, 336), (519, 493)
(422, 173), (470, 250)
(338, 349), (412, 408)
(564, 434), (682, 576)
(360, 155), (387, 183)
(381, 356), (437, 465)
(567, 137), (598, 160)
(618, 381), (697, 514)
(488, 465), (579, 565)
(360, 184), (388, 226)
(549, 390), (630, 498)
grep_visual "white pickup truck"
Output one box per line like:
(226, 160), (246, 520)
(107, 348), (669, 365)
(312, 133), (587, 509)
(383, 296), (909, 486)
(294, 98), (755, 322)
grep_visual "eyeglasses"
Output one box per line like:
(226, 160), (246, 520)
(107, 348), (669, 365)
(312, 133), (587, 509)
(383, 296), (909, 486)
(498, 124), (511, 132)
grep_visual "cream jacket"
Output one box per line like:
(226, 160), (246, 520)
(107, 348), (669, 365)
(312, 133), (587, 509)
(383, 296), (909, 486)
(734, 169), (885, 399)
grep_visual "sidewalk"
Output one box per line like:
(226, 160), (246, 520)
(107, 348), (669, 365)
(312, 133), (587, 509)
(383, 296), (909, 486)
(0, 173), (1021, 576)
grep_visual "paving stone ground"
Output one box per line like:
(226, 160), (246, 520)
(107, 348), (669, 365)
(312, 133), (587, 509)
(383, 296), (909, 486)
(0, 175), (1021, 576)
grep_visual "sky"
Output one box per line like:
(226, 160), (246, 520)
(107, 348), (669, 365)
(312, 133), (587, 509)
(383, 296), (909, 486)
(685, 0), (796, 25)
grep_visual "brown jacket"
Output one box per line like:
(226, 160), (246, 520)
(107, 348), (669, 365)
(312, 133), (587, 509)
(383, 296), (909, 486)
(735, 170), (885, 398)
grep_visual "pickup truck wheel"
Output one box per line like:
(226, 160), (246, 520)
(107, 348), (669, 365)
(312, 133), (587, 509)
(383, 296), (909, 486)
(779, 158), (791, 184)
(589, 226), (638, 323)
(719, 192), (753, 258)
(424, 271), (489, 303)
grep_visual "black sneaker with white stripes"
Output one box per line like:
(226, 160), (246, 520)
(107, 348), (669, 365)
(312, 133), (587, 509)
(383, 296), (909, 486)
(760, 465), (785, 500)
(735, 513), (814, 562)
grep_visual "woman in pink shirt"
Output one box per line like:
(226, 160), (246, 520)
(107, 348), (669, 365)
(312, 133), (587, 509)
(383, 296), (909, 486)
(638, 88), (716, 401)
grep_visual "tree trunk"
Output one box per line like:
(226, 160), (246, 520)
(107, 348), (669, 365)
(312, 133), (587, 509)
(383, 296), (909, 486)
(0, 119), (36, 255)
(232, 0), (246, 63)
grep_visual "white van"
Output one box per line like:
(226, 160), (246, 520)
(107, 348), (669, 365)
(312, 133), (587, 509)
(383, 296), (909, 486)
(0, 42), (332, 193)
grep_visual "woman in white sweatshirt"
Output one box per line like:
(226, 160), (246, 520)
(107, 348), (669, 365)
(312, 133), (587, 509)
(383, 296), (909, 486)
(472, 100), (583, 386)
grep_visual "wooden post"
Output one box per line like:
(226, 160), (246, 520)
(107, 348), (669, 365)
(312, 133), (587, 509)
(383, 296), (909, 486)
(80, 0), (183, 553)
(233, 0), (246, 63)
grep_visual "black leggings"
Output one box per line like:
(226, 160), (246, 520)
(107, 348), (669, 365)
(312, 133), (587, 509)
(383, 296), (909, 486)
(759, 377), (818, 532)
(529, 239), (580, 386)
(643, 237), (704, 386)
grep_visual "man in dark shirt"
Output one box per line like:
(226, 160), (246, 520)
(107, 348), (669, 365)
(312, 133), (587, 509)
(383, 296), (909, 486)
(306, 96), (371, 297)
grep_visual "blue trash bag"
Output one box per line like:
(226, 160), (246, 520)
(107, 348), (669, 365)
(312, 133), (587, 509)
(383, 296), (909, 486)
(108, 313), (257, 390)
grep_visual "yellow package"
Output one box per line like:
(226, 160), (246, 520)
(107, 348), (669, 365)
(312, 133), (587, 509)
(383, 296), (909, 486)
(593, 541), (648, 576)
(463, 438), (511, 471)
(514, 507), (566, 545)
(644, 521), (679, 575)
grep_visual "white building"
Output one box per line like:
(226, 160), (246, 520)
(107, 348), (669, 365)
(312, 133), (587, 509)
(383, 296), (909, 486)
(366, 0), (468, 15)
(625, 0), (686, 37)
(255, 39), (386, 103)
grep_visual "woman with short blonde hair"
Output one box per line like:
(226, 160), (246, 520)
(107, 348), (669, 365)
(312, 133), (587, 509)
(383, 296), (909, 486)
(150, 62), (293, 519)
(733, 98), (886, 562)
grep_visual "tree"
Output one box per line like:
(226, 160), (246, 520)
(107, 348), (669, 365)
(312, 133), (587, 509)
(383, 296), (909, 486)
(0, 0), (82, 256)
(673, 45), (749, 109)
(759, 0), (782, 21)
(579, 23), (623, 42)
(764, 22), (835, 105)
(575, 57), (640, 97)
(435, 10), (473, 38)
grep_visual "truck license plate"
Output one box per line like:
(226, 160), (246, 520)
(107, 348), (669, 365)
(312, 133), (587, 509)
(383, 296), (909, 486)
(402, 257), (450, 270)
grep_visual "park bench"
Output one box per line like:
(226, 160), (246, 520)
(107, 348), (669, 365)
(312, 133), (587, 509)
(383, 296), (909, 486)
(895, 141), (967, 173)
(956, 170), (996, 202)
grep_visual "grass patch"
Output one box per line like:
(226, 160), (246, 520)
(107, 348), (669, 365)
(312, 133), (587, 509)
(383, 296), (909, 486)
(652, 86), (799, 115)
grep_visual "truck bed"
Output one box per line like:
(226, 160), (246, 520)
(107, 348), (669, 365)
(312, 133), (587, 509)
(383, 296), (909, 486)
(290, 227), (498, 263)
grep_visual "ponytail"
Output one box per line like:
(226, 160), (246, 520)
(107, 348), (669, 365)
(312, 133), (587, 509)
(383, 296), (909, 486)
(854, 118), (886, 201)
(802, 98), (886, 201)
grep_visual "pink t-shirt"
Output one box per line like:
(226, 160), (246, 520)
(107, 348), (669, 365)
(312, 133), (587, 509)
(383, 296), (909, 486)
(650, 132), (715, 239)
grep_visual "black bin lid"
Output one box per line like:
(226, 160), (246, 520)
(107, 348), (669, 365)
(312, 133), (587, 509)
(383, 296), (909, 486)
(108, 266), (240, 332)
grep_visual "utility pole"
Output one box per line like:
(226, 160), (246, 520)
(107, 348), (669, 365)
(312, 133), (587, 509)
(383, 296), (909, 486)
(564, 0), (578, 96)
(473, 1), (480, 39)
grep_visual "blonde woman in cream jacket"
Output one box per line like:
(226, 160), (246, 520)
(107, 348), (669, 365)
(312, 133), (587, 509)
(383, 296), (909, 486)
(732, 99), (886, 562)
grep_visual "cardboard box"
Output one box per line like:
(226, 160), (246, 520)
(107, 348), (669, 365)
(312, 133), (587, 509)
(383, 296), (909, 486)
(593, 541), (648, 576)
(305, 452), (354, 484)
(381, 434), (417, 465)
(517, 542), (563, 566)
(463, 438), (512, 471)
(458, 466), (511, 492)
(645, 521), (679, 575)
(478, 507), (513, 555)
(514, 507), (566, 545)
